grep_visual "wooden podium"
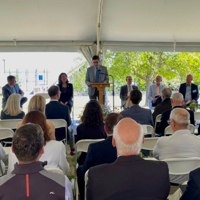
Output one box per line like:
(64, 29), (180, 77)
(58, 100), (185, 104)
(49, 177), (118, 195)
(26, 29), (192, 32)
(90, 82), (110, 104)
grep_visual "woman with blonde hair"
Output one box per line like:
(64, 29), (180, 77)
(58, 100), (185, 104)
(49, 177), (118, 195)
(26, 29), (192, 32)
(1, 94), (25, 120)
(17, 94), (55, 140)
(8, 111), (69, 174)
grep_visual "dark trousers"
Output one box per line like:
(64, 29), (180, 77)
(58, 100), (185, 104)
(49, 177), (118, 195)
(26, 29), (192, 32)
(89, 88), (105, 104)
(20, 97), (28, 108)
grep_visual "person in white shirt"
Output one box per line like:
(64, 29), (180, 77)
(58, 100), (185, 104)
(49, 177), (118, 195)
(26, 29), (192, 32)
(148, 75), (166, 109)
(153, 108), (200, 184)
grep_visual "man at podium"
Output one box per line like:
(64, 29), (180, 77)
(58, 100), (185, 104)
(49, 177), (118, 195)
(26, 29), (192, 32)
(85, 55), (109, 104)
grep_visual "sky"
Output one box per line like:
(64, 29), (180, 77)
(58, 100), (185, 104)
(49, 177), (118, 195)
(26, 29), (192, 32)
(0, 52), (85, 92)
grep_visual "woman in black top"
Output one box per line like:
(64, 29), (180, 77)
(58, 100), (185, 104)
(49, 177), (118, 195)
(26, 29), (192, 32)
(58, 72), (73, 113)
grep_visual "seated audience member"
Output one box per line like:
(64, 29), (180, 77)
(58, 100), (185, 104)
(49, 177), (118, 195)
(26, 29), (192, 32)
(8, 111), (69, 175)
(17, 94), (55, 140)
(45, 85), (75, 155)
(1, 94), (25, 120)
(77, 113), (123, 200)
(180, 168), (200, 200)
(0, 143), (6, 175)
(120, 89), (154, 126)
(153, 88), (172, 122)
(2, 75), (27, 109)
(153, 108), (200, 184)
(148, 75), (166, 109)
(77, 100), (106, 165)
(158, 92), (195, 136)
(0, 123), (73, 200)
(120, 75), (138, 109)
(86, 118), (170, 200)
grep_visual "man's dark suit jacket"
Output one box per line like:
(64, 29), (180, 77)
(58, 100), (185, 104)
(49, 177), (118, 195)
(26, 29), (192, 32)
(87, 155), (170, 200)
(77, 136), (117, 200)
(180, 168), (200, 200)
(120, 84), (138, 107)
(2, 83), (24, 109)
(45, 101), (71, 140)
(157, 106), (195, 136)
(153, 98), (172, 122)
(179, 83), (199, 102)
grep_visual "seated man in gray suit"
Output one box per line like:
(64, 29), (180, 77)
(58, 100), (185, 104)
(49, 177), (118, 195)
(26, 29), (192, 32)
(120, 89), (154, 126)
(85, 55), (109, 104)
(120, 75), (138, 109)
(148, 75), (166, 110)
(86, 118), (170, 200)
(2, 75), (27, 109)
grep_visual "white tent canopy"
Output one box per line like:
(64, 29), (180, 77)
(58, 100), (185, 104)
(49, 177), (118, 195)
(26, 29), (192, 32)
(1, 0), (200, 55)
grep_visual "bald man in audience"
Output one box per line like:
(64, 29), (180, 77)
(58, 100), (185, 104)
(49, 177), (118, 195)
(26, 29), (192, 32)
(153, 88), (172, 122)
(157, 92), (194, 136)
(154, 108), (200, 184)
(86, 118), (170, 200)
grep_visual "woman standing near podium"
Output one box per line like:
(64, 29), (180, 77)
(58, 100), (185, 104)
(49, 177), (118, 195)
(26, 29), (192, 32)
(58, 72), (73, 113)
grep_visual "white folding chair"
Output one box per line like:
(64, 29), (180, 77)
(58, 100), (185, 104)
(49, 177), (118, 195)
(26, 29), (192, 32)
(163, 157), (200, 184)
(141, 137), (158, 151)
(0, 128), (14, 147)
(141, 125), (154, 136)
(45, 167), (64, 175)
(0, 119), (21, 129)
(50, 119), (68, 143)
(164, 124), (195, 136)
(154, 114), (162, 134)
(35, 93), (50, 100)
(74, 139), (105, 200)
(84, 169), (89, 200)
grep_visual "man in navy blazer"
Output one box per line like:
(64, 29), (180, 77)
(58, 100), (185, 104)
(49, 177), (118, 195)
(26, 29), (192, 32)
(179, 74), (199, 104)
(77, 113), (123, 200)
(180, 167), (200, 200)
(120, 75), (138, 109)
(2, 75), (27, 109)
(86, 118), (170, 200)
(85, 55), (109, 104)
(158, 92), (195, 136)
(45, 85), (71, 141)
(120, 89), (154, 126)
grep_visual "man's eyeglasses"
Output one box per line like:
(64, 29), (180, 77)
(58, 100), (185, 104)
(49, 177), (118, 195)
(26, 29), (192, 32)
(167, 119), (173, 125)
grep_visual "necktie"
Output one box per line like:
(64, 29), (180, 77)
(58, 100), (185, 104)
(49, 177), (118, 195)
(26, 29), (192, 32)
(95, 68), (99, 82)
(128, 85), (132, 92)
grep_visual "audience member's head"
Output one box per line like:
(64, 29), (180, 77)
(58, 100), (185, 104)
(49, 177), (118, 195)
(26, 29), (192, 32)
(7, 75), (16, 86)
(171, 92), (184, 107)
(113, 118), (143, 155)
(130, 89), (142, 105)
(81, 100), (103, 127)
(155, 75), (162, 85)
(126, 76), (132, 86)
(28, 95), (46, 114)
(161, 88), (172, 100)
(186, 74), (193, 85)
(58, 72), (68, 85)
(3, 94), (22, 116)
(21, 111), (51, 144)
(12, 123), (44, 164)
(48, 85), (60, 99)
(92, 55), (100, 67)
(169, 108), (190, 132)
(104, 113), (123, 136)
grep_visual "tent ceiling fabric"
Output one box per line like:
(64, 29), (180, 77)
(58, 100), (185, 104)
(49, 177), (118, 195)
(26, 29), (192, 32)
(0, 0), (200, 52)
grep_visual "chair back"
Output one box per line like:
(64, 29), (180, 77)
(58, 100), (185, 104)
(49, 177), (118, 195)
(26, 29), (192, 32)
(85, 169), (89, 200)
(163, 157), (200, 175)
(0, 128), (14, 141)
(45, 167), (64, 175)
(0, 119), (21, 129)
(141, 137), (158, 151)
(141, 125), (154, 136)
(194, 112), (200, 122)
(164, 124), (195, 136)
(154, 114), (162, 133)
